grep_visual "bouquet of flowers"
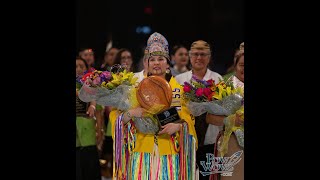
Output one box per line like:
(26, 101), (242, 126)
(78, 65), (138, 111)
(183, 75), (243, 117)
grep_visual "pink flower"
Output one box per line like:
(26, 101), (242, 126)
(196, 88), (204, 97)
(183, 85), (191, 92)
(92, 76), (101, 85)
(203, 88), (212, 97)
(101, 71), (111, 78)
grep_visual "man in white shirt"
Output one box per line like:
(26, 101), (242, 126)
(175, 40), (223, 180)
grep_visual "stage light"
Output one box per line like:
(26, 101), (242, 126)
(135, 26), (152, 35)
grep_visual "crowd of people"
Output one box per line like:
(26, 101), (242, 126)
(76, 32), (244, 180)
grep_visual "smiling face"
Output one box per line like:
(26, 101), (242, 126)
(147, 55), (169, 77)
(76, 59), (88, 76)
(189, 48), (211, 71)
(79, 49), (95, 67)
(235, 55), (244, 82)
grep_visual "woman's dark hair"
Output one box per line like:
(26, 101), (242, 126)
(104, 47), (119, 57)
(76, 56), (89, 70)
(78, 48), (94, 55)
(113, 48), (134, 72)
(164, 70), (173, 82)
(171, 44), (187, 56)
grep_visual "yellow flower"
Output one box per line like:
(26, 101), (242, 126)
(233, 87), (244, 97)
(110, 73), (122, 85)
(130, 76), (138, 85)
(121, 71), (131, 81)
(212, 90), (223, 100)
(226, 86), (232, 96)
(106, 82), (115, 89)
(218, 84), (225, 93)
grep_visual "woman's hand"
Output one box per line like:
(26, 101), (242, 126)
(206, 113), (225, 126)
(122, 107), (147, 123)
(128, 107), (147, 118)
(158, 123), (181, 135)
(87, 104), (96, 117)
(234, 113), (244, 127)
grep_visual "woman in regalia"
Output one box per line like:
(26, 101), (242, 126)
(206, 42), (244, 180)
(109, 32), (198, 180)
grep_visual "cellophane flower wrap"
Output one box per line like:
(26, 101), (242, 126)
(132, 104), (167, 134)
(78, 65), (139, 111)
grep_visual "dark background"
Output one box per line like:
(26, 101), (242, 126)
(5, 1), (309, 179)
(76, 0), (244, 75)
